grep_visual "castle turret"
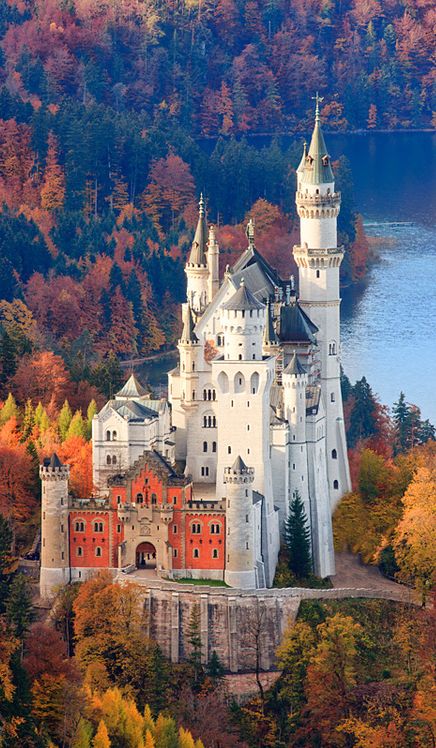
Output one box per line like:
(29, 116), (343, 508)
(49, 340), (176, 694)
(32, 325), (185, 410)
(293, 94), (351, 505)
(207, 224), (220, 302)
(220, 279), (265, 361)
(283, 353), (310, 521)
(224, 456), (256, 589)
(39, 454), (70, 598)
(178, 302), (202, 405)
(185, 195), (209, 315)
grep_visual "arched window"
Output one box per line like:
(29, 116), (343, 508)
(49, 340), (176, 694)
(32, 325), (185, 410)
(193, 548), (199, 558)
(203, 416), (207, 428)
(112, 430), (117, 440)
(106, 430), (111, 441)
(332, 449), (337, 460)
(210, 523), (221, 534)
(227, 446), (231, 454)
(316, 270), (320, 278)
(136, 493), (144, 503)
(95, 547), (102, 557)
(106, 455), (111, 465)
(330, 393), (335, 403)
(333, 480), (339, 489)
(212, 549), (219, 559)
(151, 493), (157, 505)
(76, 547), (83, 557)
(203, 389), (207, 401)
(250, 372), (259, 394)
(208, 416), (212, 427)
(213, 416), (216, 427)
(218, 371), (229, 393)
(112, 455), (117, 465)
(234, 372), (245, 393)
(203, 441), (207, 453)
(191, 523), (201, 534)
(75, 520), (85, 532)
(94, 521), (104, 533)
(212, 441), (217, 453)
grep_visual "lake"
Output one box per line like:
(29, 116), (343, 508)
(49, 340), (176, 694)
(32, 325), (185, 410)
(141, 133), (436, 423)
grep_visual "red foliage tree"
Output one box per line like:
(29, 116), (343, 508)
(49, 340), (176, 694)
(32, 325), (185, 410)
(12, 351), (71, 409)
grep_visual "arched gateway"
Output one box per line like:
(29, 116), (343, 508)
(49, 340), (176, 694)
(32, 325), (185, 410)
(136, 542), (156, 569)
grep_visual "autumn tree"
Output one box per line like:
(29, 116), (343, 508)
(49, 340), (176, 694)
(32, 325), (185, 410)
(41, 132), (65, 211)
(12, 351), (71, 409)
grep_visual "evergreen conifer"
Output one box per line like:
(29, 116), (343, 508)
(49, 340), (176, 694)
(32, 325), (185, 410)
(0, 392), (17, 425)
(285, 492), (312, 579)
(348, 377), (377, 447)
(58, 399), (73, 441)
(187, 604), (204, 690)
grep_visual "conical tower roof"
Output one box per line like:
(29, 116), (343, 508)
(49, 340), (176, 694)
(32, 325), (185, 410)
(263, 298), (278, 345)
(284, 351), (306, 377)
(300, 94), (334, 185)
(180, 303), (199, 344)
(222, 279), (265, 312)
(231, 455), (248, 473)
(116, 373), (147, 399)
(188, 194), (207, 266)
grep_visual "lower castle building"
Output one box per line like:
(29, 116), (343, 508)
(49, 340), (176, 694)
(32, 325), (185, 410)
(40, 101), (351, 598)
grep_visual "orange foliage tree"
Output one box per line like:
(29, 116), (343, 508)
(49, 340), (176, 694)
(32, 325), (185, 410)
(12, 351), (71, 409)
(0, 418), (35, 551)
(58, 435), (93, 497)
(40, 132), (65, 211)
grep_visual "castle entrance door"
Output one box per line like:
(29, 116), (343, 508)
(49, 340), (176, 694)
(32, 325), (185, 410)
(136, 542), (156, 569)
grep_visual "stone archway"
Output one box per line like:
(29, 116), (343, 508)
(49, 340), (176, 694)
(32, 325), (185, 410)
(136, 542), (156, 569)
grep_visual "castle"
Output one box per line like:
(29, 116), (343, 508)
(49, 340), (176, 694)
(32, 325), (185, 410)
(39, 101), (351, 598)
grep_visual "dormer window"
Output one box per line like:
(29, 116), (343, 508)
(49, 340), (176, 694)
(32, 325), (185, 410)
(322, 155), (329, 166)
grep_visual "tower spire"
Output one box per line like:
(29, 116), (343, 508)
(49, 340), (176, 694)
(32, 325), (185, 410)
(188, 195), (208, 266)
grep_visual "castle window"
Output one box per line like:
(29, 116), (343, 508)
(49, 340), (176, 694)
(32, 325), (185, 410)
(192, 362), (195, 371)
(106, 430), (111, 441)
(193, 548), (199, 558)
(117, 495), (121, 504)
(332, 449), (337, 459)
(333, 480), (339, 489)
(330, 392), (335, 403)
(239, 355), (242, 360)
(247, 424), (250, 431)
(173, 548), (178, 557)
(173, 496), (177, 505)
(94, 522), (104, 532)
(43, 512), (45, 520)
(61, 524), (64, 533)
(151, 493), (157, 505)
(106, 455), (111, 465)
(112, 455), (117, 465)
(246, 542), (249, 550)
(228, 446), (231, 454)
(212, 441), (217, 452)
(95, 547), (102, 557)
(246, 514), (249, 522)
(212, 549), (219, 559)
(192, 523), (201, 534)
(173, 525), (177, 533)
(136, 493), (144, 504)
(210, 523), (221, 534)
(316, 270), (320, 278)
(117, 524), (121, 533)
(201, 466), (209, 476)
(203, 441), (207, 453)
(112, 431), (117, 440)
(203, 389), (207, 400)
(76, 547), (83, 557)
(75, 521), (85, 532)
(61, 552), (64, 560)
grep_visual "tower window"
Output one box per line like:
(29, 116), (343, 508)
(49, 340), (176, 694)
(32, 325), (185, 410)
(76, 547), (83, 557)
(94, 522), (104, 532)
(112, 455), (117, 465)
(136, 493), (143, 504)
(106, 455), (111, 465)
(193, 548), (199, 558)
(151, 493), (157, 504)
(228, 446), (231, 454)
(112, 431), (117, 440)
(75, 520), (85, 532)
(95, 547), (102, 557)
(316, 270), (320, 278)
(212, 441), (217, 452)
(239, 355), (242, 360)
(173, 525), (178, 534)
(331, 393), (335, 403)
(106, 430), (111, 441)
(332, 449), (337, 459)
(173, 548), (178, 557)
(333, 480), (339, 490)
(203, 441), (207, 453)
(210, 523), (221, 534)
(192, 523), (201, 534)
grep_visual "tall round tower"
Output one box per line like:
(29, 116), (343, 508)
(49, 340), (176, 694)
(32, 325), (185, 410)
(40, 454), (70, 598)
(293, 94), (351, 505)
(224, 456), (256, 589)
(282, 353), (310, 520)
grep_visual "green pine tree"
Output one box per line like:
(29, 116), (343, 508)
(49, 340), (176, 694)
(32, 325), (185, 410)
(0, 331), (17, 387)
(66, 409), (86, 439)
(0, 514), (13, 612)
(21, 399), (35, 441)
(206, 650), (225, 681)
(86, 399), (98, 440)
(187, 604), (204, 690)
(285, 492), (312, 579)
(0, 392), (18, 425)
(348, 377), (377, 447)
(419, 419), (435, 444)
(5, 572), (33, 639)
(58, 399), (73, 441)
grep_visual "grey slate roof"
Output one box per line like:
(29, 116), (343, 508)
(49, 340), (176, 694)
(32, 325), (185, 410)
(116, 373), (147, 399)
(107, 399), (158, 422)
(278, 300), (318, 343)
(231, 246), (281, 296)
(188, 195), (208, 266)
(284, 352), (306, 376)
(231, 455), (248, 472)
(180, 303), (199, 343)
(43, 453), (63, 469)
(300, 105), (334, 185)
(222, 280), (265, 312)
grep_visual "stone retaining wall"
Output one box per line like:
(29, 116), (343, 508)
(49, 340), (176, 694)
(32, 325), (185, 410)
(118, 574), (413, 672)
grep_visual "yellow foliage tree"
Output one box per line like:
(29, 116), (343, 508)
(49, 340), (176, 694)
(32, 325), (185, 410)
(93, 720), (111, 748)
(393, 466), (436, 600)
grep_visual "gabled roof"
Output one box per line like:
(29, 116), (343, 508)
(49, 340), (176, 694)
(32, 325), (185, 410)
(222, 280), (265, 312)
(300, 97), (334, 185)
(107, 399), (158, 423)
(284, 352), (306, 376)
(116, 373), (147, 399)
(188, 195), (207, 266)
(232, 245), (282, 292)
(278, 299), (318, 343)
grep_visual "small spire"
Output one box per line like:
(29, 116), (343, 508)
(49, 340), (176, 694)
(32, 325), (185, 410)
(199, 192), (205, 217)
(284, 350), (306, 377)
(180, 303), (198, 344)
(313, 91), (324, 124)
(246, 218), (255, 249)
(188, 194), (208, 266)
